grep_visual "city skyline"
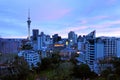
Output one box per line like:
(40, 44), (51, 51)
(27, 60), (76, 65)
(0, 0), (120, 38)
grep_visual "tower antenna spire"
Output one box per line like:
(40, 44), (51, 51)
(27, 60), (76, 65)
(28, 8), (30, 19)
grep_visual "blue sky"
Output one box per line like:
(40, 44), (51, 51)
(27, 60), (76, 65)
(0, 0), (120, 38)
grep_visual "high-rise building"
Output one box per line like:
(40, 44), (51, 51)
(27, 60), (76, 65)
(95, 37), (118, 58)
(52, 34), (61, 44)
(86, 30), (96, 39)
(68, 31), (77, 45)
(94, 37), (119, 73)
(38, 35), (43, 50)
(95, 38), (104, 59)
(85, 39), (95, 70)
(37, 32), (51, 50)
(117, 38), (120, 57)
(85, 31), (96, 70)
(104, 37), (117, 57)
(77, 35), (86, 51)
(0, 38), (2, 54)
(32, 29), (39, 41)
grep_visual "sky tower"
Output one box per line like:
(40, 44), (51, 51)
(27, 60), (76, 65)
(27, 9), (31, 40)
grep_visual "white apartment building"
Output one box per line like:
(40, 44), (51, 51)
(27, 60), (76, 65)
(84, 31), (96, 71)
(18, 50), (41, 68)
(95, 37), (118, 58)
(104, 37), (117, 57)
(94, 37), (120, 73)
(95, 38), (104, 59)
(85, 39), (95, 71)
(37, 32), (52, 50)
(117, 38), (120, 57)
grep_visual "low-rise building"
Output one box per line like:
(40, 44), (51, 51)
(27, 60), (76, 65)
(76, 51), (86, 65)
(60, 48), (76, 60)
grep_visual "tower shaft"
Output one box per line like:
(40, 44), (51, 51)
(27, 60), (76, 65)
(27, 10), (31, 40)
(28, 23), (30, 40)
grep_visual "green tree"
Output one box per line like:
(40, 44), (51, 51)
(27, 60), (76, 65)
(101, 69), (111, 79)
(21, 44), (33, 50)
(107, 74), (117, 80)
(73, 64), (91, 79)
(51, 53), (60, 64)
(13, 56), (29, 80)
(40, 58), (52, 70)
(89, 71), (98, 79)
(0, 56), (30, 80)
(111, 57), (120, 79)
(49, 62), (74, 80)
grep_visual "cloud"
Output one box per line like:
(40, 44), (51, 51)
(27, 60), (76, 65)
(106, 0), (117, 5)
(43, 9), (71, 20)
(0, 32), (27, 38)
(0, 0), (120, 38)
(33, 7), (72, 21)
(97, 29), (120, 37)
(56, 18), (120, 37)
(90, 20), (120, 29)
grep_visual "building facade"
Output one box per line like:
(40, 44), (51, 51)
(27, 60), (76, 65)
(18, 50), (41, 68)
(68, 31), (77, 45)
(0, 39), (21, 54)
(32, 29), (39, 41)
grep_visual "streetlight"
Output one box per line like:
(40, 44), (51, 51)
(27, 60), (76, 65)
(0, 53), (2, 56)
(77, 51), (80, 54)
(49, 50), (53, 57)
